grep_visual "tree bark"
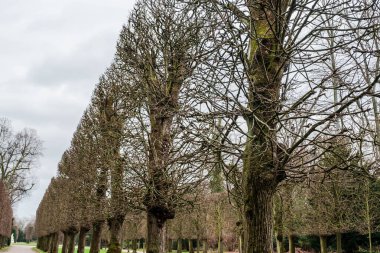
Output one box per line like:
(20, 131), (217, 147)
(288, 235), (295, 253)
(146, 211), (168, 253)
(320, 236), (327, 253)
(51, 233), (59, 253)
(78, 226), (90, 253)
(242, 184), (276, 253)
(68, 231), (78, 253)
(336, 233), (342, 253)
(62, 232), (69, 253)
(189, 240), (194, 253)
(90, 221), (104, 253)
(107, 215), (125, 253)
(241, 0), (289, 252)
(177, 238), (182, 253)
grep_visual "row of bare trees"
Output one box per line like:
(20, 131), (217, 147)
(35, 0), (380, 253)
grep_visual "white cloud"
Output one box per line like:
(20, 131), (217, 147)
(0, 0), (137, 218)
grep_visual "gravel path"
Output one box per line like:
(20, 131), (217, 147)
(4, 245), (35, 253)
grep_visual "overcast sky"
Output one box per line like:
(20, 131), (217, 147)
(0, 0), (136, 219)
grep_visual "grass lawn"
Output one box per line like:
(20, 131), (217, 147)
(13, 242), (37, 246)
(32, 248), (44, 253)
(58, 246), (107, 253)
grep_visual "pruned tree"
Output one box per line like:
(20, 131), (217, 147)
(186, 1), (380, 252)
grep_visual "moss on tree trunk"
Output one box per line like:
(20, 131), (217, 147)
(177, 238), (182, 253)
(107, 216), (125, 253)
(320, 236), (327, 253)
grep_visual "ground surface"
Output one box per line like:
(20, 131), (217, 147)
(4, 245), (34, 253)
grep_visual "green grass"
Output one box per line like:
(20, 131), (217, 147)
(33, 247), (44, 253)
(57, 246), (107, 253)
(13, 242), (37, 246)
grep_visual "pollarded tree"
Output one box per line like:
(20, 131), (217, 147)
(90, 65), (130, 253)
(190, 1), (380, 252)
(116, 1), (212, 253)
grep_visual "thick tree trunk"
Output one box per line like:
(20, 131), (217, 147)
(320, 236), (327, 253)
(51, 233), (59, 253)
(68, 231), (78, 253)
(90, 221), (104, 253)
(242, 184), (275, 253)
(242, 0), (289, 251)
(78, 227), (90, 253)
(189, 240), (194, 253)
(47, 234), (53, 253)
(146, 211), (167, 253)
(336, 233), (342, 253)
(288, 235), (295, 253)
(62, 232), (69, 253)
(177, 238), (182, 253)
(107, 215), (125, 253)
(196, 238), (200, 253)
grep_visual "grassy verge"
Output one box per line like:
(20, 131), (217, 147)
(13, 242), (37, 246)
(33, 248), (44, 253)
(0, 247), (9, 252)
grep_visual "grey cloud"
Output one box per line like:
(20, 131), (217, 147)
(0, 0), (137, 218)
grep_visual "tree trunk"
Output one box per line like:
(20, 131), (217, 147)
(90, 221), (104, 253)
(132, 239), (138, 253)
(168, 239), (172, 253)
(62, 232), (69, 253)
(51, 233), (59, 253)
(189, 240), (194, 253)
(68, 231), (77, 253)
(202, 240), (207, 253)
(239, 235), (243, 253)
(177, 238), (182, 253)
(241, 0), (289, 251)
(78, 227), (90, 253)
(107, 216), (125, 253)
(196, 238), (200, 253)
(242, 184), (275, 253)
(217, 238), (223, 253)
(47, 234), (53, 253)
(146, 211), (168, 253)
(336, 233), (342, 253)
(288, 235), (295, 253)
(320, 236), (327, 253)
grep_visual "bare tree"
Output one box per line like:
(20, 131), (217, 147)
(0, 118), (42, 203)
(116, 1), (212, 253)
(186, 1), (380, 252)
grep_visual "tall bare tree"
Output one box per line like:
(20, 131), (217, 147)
(0, 118), (42, 203)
